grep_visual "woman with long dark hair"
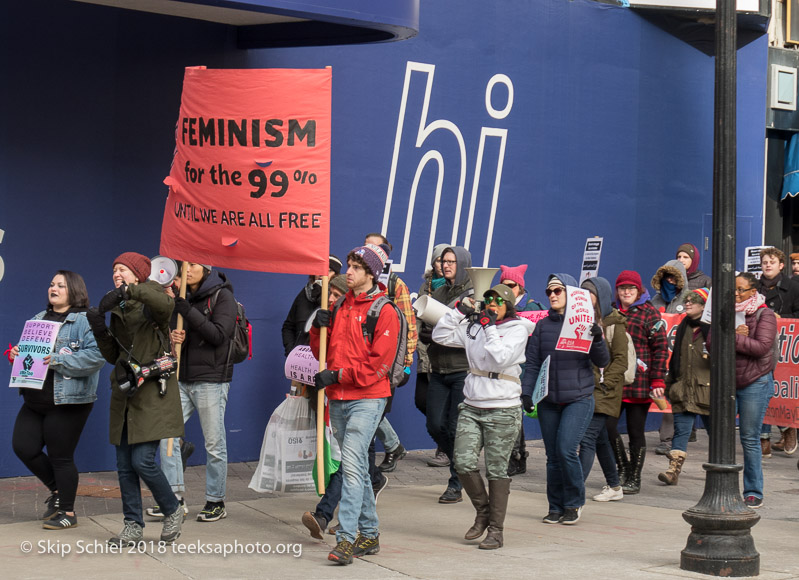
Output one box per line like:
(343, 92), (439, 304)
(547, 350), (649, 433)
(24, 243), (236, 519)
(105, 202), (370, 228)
(9, 270), (104, 529)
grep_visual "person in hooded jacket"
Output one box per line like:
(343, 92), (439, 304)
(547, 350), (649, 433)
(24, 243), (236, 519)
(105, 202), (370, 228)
(522, 274), (610, 525)
(607, 270), (668, 495)
(419, 246), (474, 503)
(148, 263), (237, 524)
(433, 284), (533, 549)
(676, 243), (712, 291)
(650, 259), (690, 455)
(578, 277), (628, 503)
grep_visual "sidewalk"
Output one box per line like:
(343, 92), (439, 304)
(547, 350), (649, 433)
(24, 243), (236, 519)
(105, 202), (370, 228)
(2, 430), (799, 579)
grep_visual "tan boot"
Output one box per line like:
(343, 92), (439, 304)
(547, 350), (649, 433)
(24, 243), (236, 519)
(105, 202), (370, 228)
(458, 471), (489, 540)
(479, 479), (510, 550)
(783, 428), (798, 455)
(657, 450), (686, 486)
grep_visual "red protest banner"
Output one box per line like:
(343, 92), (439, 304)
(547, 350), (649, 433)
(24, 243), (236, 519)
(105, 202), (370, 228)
(766, 319), (799, 428)
(160, 67), (331, 275)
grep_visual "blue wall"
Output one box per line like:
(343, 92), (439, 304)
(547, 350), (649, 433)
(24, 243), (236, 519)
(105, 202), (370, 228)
(0, 0), (767, 476)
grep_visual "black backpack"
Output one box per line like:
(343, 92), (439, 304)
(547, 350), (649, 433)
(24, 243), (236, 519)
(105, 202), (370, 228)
(331, 294), (408, 388)
(207, 289), (251, 365)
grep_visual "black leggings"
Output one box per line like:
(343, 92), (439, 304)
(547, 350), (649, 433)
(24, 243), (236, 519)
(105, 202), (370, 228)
(606, 402), (650, 450)
(12, 400), (94, 512)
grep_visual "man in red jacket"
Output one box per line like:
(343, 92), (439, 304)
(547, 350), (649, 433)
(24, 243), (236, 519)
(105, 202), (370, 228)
(310, 243), (399, 566)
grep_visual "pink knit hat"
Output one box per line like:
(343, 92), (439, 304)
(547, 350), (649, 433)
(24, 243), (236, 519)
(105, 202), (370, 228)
(500, 264), (527, 289)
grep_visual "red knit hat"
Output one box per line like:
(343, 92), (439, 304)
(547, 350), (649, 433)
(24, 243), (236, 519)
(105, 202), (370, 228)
(114, 252), (151, 284)
(500, 264), (527, 289)
(615, 270), (643, 293)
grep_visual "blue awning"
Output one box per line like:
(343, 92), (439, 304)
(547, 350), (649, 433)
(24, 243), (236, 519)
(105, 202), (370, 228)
(782, 133), (799, 200)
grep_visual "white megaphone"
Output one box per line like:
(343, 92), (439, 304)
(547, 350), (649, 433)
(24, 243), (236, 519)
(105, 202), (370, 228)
(465, 267), (500, 309)
(413, 295), (450, 326)
(149, 256), (179, 287)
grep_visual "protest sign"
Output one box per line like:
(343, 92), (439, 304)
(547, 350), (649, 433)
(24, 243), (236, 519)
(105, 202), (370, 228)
(9, 320), (61, 389)
(532, 355), (550, 405)
(160, 67), (331, 275)
(579, 237), (603, 285)
(555, 286), (594, 353)
(744, 246), (767, 278)
(284, 345), (319, 386)
(767, 318), (799, 428)
(518, 310), (549, 325)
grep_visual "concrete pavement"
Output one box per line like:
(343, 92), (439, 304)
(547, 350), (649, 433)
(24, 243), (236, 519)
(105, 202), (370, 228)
(2, 429), (799, 579)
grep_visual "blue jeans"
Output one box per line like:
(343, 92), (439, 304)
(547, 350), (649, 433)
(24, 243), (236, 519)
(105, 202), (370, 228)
(116, 423), (179, 527)
(315, 467), (343, 524)
(538, 396), (595, 512)
(375, 416), (400, 452)
(736, 373), (773, 499)
(673, 412), (710, 453)
(159, 381), (229, 502)
(579, 412), (619, 488)
(426, 371), (466, 491)
(329, 397), (387, 543)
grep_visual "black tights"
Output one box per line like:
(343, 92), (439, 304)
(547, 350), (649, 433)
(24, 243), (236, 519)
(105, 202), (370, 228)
(606, 402), (650, 450)
(12, 401), (94, 512)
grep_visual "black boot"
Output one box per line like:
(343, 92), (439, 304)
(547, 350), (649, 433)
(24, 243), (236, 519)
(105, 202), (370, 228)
(458, 471), (489, 540)
(610, 435), (630, 486)
(479, 479), (510, 550)
(621, 446), (646, 494)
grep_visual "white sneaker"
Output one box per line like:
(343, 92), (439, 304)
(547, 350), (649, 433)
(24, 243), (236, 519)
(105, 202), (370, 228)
(592, 485), (623, 502)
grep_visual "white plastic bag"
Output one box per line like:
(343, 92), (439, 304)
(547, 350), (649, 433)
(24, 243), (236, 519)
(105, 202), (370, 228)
(249, 394), (317, 493)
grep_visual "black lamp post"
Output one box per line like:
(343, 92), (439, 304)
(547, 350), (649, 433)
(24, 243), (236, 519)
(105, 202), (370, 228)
(679, 0), (760, 575)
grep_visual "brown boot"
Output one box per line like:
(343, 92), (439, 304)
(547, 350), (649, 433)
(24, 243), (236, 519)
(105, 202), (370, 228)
(479, 479), (510, 550)
(657, 450), (686, 486)
(761, 438), (772, 458)
(772, 431), (786, 452)
(783, 428), (798, 455)
(458, 471), (489, 540)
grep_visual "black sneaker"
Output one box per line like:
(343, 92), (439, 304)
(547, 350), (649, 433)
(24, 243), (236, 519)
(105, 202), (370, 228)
(328, 540), (354, 565)
(180, 439), (195, 472)
(438, 486), (463, 504)
(744, 495), (763, 509)
(560, 506), (583, 525)
(542, 511), (563, 524)
(302, 511), (326, 540)
(379, 444), (407, 473)
(372, 473), (389, 503)
(42, 511), (78, 530)
(42, 493), (60, 521)
(197, 501), (227, 522)
(352, 533), (380, 557)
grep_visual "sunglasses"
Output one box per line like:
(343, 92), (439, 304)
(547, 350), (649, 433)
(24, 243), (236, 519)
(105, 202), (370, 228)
(545, 287), (564, 297)
(503, 282), (518, 289)
(484, 295), (505, 306)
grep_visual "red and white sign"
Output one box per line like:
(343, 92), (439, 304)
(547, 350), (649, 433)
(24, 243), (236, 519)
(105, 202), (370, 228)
(556, 286), (594, 353)
(160, 67), (331, 275)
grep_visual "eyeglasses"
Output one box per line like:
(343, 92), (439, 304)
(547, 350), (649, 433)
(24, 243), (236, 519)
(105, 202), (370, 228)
(441, 260), (457, 265)
(503, 282), (518, 289)
(735, 287), (755, 294)
(545, 287), (564, 297)
(484, 295), (505, 306)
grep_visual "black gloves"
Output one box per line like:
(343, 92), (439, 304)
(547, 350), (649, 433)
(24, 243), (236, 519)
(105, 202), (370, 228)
(521, 395), (534, 414)
(314, 369), (340, 388)
(99, 285), (128, 314)
(313, 309), (331, 329)
(418, 324), (433, 345)
(173, 296), (192, 318)
(86, 307), (108, 336)
(456, 300), (475, 317)
(590, 322), (603, 338)
(479, 308), (498, 327)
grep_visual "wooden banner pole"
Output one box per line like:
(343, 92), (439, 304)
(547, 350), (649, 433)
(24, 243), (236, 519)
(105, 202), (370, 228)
(316, 275), (329, 495)
(167, 261), (189, 458)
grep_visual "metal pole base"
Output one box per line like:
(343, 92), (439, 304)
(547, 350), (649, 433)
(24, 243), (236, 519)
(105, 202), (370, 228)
(680, 464), (760, 577)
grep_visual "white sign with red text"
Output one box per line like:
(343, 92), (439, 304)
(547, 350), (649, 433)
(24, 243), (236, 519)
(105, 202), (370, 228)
(556, 286), (594, 353)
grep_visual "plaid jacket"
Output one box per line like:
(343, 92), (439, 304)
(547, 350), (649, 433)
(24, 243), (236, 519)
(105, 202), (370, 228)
(620, 300), (668, 399)
(390, 276), (418, 367)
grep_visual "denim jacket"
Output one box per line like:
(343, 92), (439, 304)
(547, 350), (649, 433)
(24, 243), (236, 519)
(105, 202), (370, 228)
(32, 310), (105, 404)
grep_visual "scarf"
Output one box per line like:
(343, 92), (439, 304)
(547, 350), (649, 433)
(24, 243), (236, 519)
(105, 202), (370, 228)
(660, 280), (678, 303)
(430, 276), (446, 291)
(669, 315), (709, 382)
(735, 292), (765, 315)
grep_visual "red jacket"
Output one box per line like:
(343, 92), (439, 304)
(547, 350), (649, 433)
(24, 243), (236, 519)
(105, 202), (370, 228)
(310, 286), (398, 400)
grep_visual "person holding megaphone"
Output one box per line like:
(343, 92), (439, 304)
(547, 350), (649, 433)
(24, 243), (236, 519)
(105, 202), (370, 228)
(86, 252), (184, 547)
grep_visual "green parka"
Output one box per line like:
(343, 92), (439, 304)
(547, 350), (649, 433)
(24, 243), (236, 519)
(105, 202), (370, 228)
(95, 280), (184, 445)
(592, 309), (628, 418)
(665, 319), (710, 415)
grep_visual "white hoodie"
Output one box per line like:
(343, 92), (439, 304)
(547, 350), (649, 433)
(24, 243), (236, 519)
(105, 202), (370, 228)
(432, 307), (534, 408)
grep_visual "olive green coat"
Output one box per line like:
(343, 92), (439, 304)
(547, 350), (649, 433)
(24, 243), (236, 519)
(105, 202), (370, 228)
(665, 323), (710, 415)
(592, 309), (628, 418)
(95, 280), (184, 445)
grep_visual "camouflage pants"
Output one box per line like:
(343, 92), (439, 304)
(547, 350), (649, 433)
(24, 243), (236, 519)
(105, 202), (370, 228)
(453, 403), (522, 480)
